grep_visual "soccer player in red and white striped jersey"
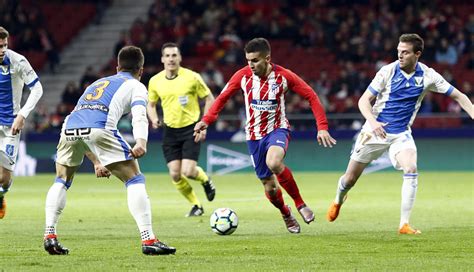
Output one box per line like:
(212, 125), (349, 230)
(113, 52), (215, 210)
(194, 38), (336, 233)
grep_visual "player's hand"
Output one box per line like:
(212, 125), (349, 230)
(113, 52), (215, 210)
(370, 120), (388, 139)
(317, 130), (337, 148)
(195, 129), (207, 142)
(193, 121), (208, 142)
(11, 114), (25, 135)
(130, 139), (147, 158)
(151, 119), (162, 129)
(94, 164), (111, 178)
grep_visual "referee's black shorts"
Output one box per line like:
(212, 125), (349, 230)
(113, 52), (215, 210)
(162, 123), (201, 163)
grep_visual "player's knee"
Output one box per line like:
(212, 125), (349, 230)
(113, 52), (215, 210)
(266, 159), (283, 174)
(0, 172), (12, 185)
(169, 170), (181, 182)
(182, 168), (194, 178)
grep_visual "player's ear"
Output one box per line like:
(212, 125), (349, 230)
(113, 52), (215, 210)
(116, 65), (121, 73)
(265, 54), (271, 63)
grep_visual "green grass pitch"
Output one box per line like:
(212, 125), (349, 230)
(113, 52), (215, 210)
(1, 172), (472, 271)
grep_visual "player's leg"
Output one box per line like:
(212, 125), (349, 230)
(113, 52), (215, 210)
(0, 166), (12, 219)
(44, 162), (78, 255)
(392, 146), (420, 234)
(0, 127), (21, 219)
(327, 159), (368, 222)
(261, 175), (300, 233)
(248, 137), (300, 233)
(265, 129), (313, 223)
(327, 131), (386, 222)
(106, 159), (176, 255)
(182, 126), (215, 201)
(44, 133), (86, 255)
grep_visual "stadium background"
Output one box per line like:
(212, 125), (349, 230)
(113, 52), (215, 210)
(2, 0), (473, 174)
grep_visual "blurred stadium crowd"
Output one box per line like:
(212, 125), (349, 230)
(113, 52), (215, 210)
(2, 0), (473, 133)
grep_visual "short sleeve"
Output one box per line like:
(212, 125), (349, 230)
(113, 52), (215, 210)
(147, 76), (160, 103)
(367, 65), (390, 95)
(18, 57), (39, 87)
(194, 72), (211, 98)
(427, 68), (454, 96)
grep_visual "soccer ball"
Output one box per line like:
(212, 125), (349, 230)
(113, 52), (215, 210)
(210, 208), (238, 235)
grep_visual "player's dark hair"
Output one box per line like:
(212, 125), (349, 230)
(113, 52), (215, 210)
(0, 26), (9, 39)
(399, 33), (424, 53)
(245, 38), (271, 56)
(118, 46), (144, 73)
(161, 42), (180, 55)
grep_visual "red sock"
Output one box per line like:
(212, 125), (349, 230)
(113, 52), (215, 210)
(142, 239), (157, 245)
(265, 188), (290, 216)
(276, 167), (305, 209)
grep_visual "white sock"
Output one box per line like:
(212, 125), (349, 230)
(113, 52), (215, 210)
(400, 173), (418, 228)
(335, 176), (352, 204)
(44, 182), (67, 237)
(127, 181), (156, 242)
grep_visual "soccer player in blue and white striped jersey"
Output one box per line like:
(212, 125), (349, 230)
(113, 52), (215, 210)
(43, 46), (176, 255)
(326, 33), (473, 234)
(0, 26), (43, 219)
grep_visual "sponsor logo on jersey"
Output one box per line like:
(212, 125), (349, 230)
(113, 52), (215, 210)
(76, 103), (109, 112)
(250, 99), (277, 111)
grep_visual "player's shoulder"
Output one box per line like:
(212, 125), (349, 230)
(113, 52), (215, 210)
(416, 61), (436, 75)
(273, 64), (295, 77)
(5, 49), (28, 65)
(233, 66), (252, 78)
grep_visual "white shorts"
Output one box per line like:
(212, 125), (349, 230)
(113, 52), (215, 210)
(0, 126), (21, 171)
(56, 128), (133, 167)
(350, 130), (417, 170)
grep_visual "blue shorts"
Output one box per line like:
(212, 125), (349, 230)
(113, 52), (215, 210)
(247, 128), (290, 179)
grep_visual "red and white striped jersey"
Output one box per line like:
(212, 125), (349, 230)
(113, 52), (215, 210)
(202, 64), (328, 140)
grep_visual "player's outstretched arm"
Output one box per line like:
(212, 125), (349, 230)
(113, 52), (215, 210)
(449, 88), (474, 119)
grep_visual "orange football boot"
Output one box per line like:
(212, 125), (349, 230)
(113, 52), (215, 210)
(398, 223), (421, 234)
(326, 195), (347, 222)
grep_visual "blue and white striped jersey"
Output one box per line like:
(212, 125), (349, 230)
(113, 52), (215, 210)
(366, 61), (454, 133)
(0, 49), (40, 125)
(65, 72), (148, 131)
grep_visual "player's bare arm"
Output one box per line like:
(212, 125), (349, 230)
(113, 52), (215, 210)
(84, 151), (111, 178)
(146, 101), (161, 129)
(358, 90), (387, 139)
(193, 121), (208, 142)
(130, 138), (147, 158)
(11, 114), (25, 135)
(449, 88), (474, 119)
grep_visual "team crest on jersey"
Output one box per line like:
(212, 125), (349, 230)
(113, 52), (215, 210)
(414, 77), (423, 87)
(0, 65), (9, 75)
